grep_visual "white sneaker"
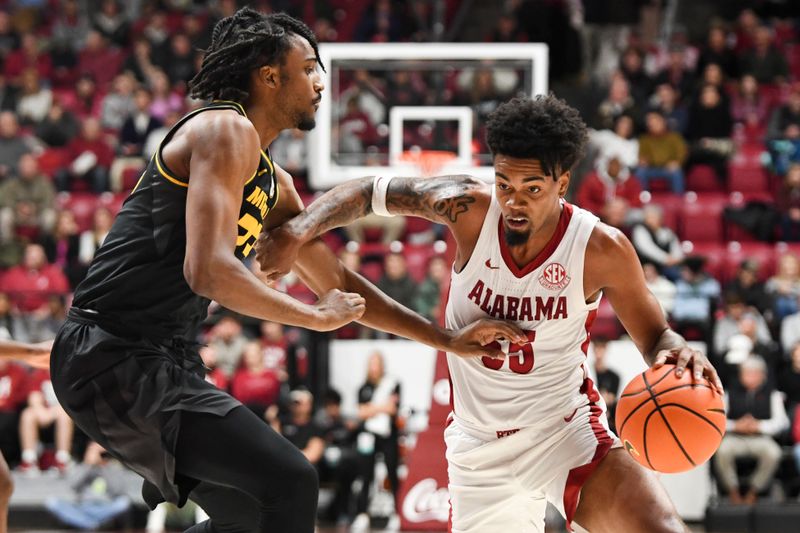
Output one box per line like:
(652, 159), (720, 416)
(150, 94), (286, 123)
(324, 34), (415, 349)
(385, 513), (400, 531)
(350, 513), (370, 531)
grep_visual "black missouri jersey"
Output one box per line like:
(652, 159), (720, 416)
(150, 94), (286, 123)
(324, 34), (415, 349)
(72, 101), (279, 339)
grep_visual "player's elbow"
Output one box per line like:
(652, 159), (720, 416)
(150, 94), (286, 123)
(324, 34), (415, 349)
(183, 254), (217, 298)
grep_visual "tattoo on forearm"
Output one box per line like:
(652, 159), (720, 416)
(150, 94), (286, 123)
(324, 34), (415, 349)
(433, 195), (476, 223)
(292, 178), (373, 238)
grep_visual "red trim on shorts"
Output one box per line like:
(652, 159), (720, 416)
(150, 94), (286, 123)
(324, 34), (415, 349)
(562, 311), (615, 532)
(448, 497), (453, 533)
(498, 202), (573, 278)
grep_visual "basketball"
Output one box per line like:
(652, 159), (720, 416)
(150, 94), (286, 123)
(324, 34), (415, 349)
(615, 364), (726, 474)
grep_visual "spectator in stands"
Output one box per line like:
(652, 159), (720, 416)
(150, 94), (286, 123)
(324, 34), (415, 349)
(51, 0), (89, 53)
(577, 156), (642, 223)
(92, 0), (129, 48)
(413, 255), (448, 321)
(353, 352), (401, 531)
(699, 63), (729, 106)
(147, 69), (182, 121)
(487, 12), (525, 43)
(0, 243), (69, 314)
(631, 204), (683, 280)
(122, 38), (156, 85)
(377, 252), (418, 313)
(343, 212), (406, 246)
(4, 33), (52, 86)
(591, 338), (620, 433)
(713, 291), (773, 359)
(766, 253), (800, 321)
(100, 72), (136, 131)
(777, 163), (800, 241)
(0, 153), (55, 243)
(230, 340), (281, 419)
(18, 368), (74, 475)
(0, 292), (27, 342)
(594, 73), (639, 130)
(648, 83), (688, 136)
(207, 314), (248, 378)
(672, 256), (721, 336)
(588, 113), (639, 169)
(0, 74), (18, 113)
(779, 343), (800, 416)
(686, 84), (733, 181)
(781, 295), (800, 355)
(65, 74), (102, 120)
(0, 111), (36, 179)
(739, 25), (789, 84)
(274, 389), (324, 467)
(77, 30), (120, 91)
(726, 314), (782, 383)
(653, 44), (695, 98)
(260, 320), (289, 383)
(767, 83), (800, 141)
(35, 98), (79, 147)
(78, 206), (112, 267)
(636, 110), (687, 194)
(338, 96), (377, 163)
(618, 47), (651, 106)
(697, 25), (738, 79)
(726, 259), (772, 316)
(642, 260), (676, 316)
(269, 128), (308, 178)
(40, 210), (83, 289)
(56, 117), (113, 192)
(16, 68), (50, 125)
(27, 293), (65, 342)
(315, 388), (359, 526)
(162, 33), (195, 87)
(734, 9), (759, 54)
(200, 345), (228, 391)
(0, 12), (19, 62)
(120, 87), (161, 158)
(0, 358), (28, 462)
(715, 356), (788, 504)
(140, 10), (170, 55)
(731, 74), (771, 134)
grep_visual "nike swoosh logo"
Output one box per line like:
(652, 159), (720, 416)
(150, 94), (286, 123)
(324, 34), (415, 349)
(563, 408), (578, 423)
(485, 259), (500, 270)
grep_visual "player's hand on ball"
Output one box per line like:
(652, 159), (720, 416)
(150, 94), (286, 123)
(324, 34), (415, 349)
(313, 288), (366, 330)
(652, 346), (723, 394)
(255, 223), (303, 283)
(446, 319), (527, 359)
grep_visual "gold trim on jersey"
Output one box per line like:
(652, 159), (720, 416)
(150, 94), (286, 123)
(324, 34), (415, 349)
(211, 100), (247, 117)
(155, 153), (189, 187)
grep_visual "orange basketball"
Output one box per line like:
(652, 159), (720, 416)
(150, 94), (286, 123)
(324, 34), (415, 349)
(615, 364), (726, 473)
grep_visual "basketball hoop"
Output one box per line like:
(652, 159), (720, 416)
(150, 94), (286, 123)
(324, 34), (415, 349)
(399, 149), (458, 177)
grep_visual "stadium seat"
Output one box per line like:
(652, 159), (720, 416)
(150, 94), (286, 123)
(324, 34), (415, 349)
(686, 164), (721, 192)
(727, 164), (769, 193)
(722, 242), (776, 282)
(724, 192), (776, 242)
(360, 260), (384, 283)
(679, 193), (726, 242)
(97, 192), (128, 216)
(590, 298), (622, 339)
(683, 241), (726, 280)
(404, 244), (435, 282)
(36, 148), (69, 178)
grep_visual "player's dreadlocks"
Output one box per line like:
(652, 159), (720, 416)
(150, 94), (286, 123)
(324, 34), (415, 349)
(189, 7), (324, 103)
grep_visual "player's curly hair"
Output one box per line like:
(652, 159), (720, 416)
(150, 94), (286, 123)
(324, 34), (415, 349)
(486, 94), (588, 179)
(189, 7), (324, 103)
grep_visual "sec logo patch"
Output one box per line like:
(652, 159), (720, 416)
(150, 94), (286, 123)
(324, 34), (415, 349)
(539, 262), (570, 290)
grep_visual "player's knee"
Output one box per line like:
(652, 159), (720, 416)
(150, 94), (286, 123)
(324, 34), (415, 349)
(0, 470), (13, 503)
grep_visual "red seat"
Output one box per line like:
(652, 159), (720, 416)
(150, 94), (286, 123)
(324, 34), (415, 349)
(683, 241), (726, 280)
(56, 192), (99, 232)
(727, 165), (769, 193)
(36, 148), (69, 178)
(404, 244), (435, 283)
(680, 193), (726, 242)
(722, 242), (776, 282)
(724, 192), (776, 242)
(686, 164), (721, 192)
(360, 261), (384, 283)
(590, 299), (622, 340)
(97, 192), (128, 217)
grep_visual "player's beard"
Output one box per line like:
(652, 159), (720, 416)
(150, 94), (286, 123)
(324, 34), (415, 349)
(297, 114), (316, 131)
(504, 225), (529, 246)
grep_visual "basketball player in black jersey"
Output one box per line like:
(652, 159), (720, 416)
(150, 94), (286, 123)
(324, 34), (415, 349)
(49, 8), (522, 533)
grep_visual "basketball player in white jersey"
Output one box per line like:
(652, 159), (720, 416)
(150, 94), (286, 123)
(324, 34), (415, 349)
(256, 95), (723, 533)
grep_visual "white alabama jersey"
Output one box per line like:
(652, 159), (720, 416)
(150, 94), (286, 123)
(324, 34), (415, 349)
(445, 194), (601, 436)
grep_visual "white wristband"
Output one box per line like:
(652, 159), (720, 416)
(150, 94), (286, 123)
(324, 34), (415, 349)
(371, 176), (395, 217)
